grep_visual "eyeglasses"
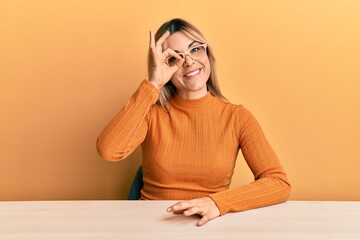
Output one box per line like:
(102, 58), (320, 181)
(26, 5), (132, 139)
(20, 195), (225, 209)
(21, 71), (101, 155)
(167, 43), (207, 66)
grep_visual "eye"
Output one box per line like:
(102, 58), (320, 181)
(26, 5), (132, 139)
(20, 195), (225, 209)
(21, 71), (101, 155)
(167, 56), (177, 64)
(190, 47), (200, 53)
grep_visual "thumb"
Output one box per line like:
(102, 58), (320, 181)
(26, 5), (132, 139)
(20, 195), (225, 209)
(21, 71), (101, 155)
(170, 58), (184, 73)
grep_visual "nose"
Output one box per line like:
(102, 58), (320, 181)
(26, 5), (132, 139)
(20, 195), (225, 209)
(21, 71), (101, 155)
(183, 54), (195, 67)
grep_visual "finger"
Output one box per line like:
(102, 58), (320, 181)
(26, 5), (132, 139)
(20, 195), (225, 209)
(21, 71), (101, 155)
(173, 58), (185, 69)
(162, 48), (184, 73)
(162, 48), (182, 60)
(167, 201), (192, 213)
(183, 206), (201, 216)
(156, 30), (170, 47)
(166, 202), (187, 213)
(149, 31), (155, 49)
(197, 215), (210, 226)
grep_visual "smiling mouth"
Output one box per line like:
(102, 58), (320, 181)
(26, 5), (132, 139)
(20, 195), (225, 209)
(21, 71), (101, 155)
(183, 68), (201, 78)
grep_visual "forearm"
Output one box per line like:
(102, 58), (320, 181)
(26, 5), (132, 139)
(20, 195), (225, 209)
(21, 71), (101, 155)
(209, 172), (290, 215)
(96, 80), (159, 161)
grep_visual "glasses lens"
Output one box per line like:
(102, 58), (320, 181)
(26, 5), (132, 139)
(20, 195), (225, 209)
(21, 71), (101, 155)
(189, 45), (206, 59)
(167, 45), (206, 66)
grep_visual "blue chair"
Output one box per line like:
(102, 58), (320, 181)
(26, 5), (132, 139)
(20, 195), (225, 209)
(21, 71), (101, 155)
(127, 166), (143, 200)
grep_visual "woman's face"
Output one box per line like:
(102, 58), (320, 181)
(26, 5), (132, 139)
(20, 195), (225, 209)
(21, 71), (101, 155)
(165, 31), (211, 99)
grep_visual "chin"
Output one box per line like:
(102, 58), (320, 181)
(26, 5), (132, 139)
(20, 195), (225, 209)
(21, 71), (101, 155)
(185, 83), (208, 93)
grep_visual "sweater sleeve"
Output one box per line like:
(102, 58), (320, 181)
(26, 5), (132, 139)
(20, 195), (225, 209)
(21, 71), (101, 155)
(96, 80), (159, 161)
(209, 107), (291, 215)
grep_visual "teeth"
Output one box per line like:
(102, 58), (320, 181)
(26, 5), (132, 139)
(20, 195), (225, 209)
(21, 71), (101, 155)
(185, 69), (200, 77)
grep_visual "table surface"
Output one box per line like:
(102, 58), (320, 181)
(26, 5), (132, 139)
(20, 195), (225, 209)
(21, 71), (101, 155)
(0, 200), (359, 240)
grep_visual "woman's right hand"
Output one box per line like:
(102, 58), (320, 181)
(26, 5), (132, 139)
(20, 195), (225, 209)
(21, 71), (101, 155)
(148, 30), (183, 89)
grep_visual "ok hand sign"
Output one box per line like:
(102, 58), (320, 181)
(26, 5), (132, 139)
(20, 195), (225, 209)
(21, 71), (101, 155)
(148, 30), (183, 89)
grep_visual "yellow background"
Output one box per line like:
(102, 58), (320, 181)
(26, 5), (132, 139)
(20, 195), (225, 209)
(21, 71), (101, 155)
(1, 0), (359, 201)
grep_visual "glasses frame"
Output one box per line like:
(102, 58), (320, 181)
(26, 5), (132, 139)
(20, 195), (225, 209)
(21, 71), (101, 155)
(167, 43), (208, 66)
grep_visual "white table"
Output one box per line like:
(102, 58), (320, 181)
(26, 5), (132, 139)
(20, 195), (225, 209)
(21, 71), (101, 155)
(0, 200), (359, 239)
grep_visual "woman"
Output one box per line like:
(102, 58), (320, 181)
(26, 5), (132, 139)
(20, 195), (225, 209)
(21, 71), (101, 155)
(97, 18), (291, 226)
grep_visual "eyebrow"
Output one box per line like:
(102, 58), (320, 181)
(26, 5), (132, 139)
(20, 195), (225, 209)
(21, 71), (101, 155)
(174, 41), (202, 53)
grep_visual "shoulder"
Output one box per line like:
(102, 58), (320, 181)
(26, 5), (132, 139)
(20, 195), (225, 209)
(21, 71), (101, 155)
(212, 97), (252, 117)
(212, 97), (261, 131)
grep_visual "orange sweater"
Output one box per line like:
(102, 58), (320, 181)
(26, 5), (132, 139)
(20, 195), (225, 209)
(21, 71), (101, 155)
(97, 80), (291, 215)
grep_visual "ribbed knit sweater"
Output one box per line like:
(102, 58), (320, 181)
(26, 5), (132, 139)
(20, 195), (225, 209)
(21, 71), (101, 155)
(97, 80), (291, 215)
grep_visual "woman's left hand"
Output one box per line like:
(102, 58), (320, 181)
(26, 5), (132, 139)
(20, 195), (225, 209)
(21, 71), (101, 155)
(166, 197), (221, 226)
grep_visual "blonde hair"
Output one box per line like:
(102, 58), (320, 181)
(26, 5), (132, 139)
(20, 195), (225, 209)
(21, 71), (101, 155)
(149, 18), (228, 110)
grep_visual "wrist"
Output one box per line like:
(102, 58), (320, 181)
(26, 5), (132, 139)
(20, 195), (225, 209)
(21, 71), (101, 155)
(149, 80), (162, 89)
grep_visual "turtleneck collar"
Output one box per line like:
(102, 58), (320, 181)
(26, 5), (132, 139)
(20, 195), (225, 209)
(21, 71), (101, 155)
(170, 91), (215, 109)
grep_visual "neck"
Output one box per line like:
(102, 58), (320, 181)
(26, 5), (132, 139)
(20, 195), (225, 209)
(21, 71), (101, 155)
(171, 90), (214, 109)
